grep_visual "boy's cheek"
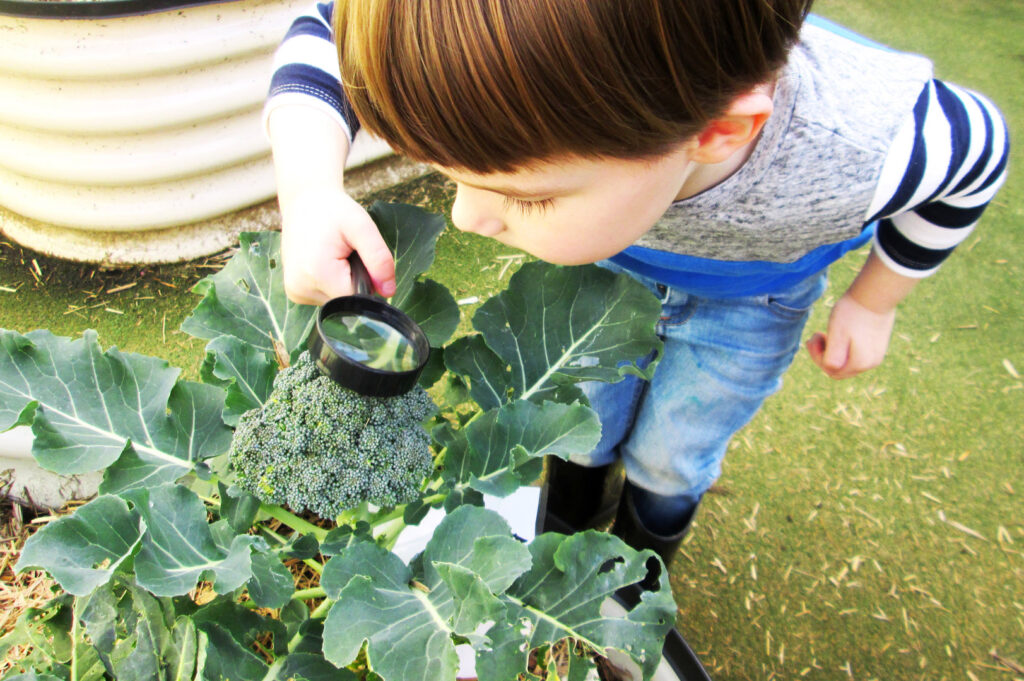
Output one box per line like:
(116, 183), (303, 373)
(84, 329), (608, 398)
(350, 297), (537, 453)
(509, 232), (617, 267)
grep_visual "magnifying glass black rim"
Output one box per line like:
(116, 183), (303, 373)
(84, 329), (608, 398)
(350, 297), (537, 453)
(307, 295), (430, 398)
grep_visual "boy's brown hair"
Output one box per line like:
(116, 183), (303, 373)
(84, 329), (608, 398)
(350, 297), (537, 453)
(335, 0), (813, 173)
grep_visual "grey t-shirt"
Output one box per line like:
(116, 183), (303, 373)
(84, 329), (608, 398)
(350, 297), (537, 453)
(633, 23), (934, 263)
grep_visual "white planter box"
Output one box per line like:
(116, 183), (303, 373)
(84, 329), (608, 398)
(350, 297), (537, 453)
(0, 0), (394, 264)
(0, 426), (102, 508)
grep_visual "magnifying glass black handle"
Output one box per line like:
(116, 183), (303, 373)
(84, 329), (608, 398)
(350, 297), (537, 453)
(307, 250), (430, 397)
(349, 252), (373, 296)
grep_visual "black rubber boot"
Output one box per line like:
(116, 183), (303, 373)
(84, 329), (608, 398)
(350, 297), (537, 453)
(609, 483), (711, 681)
(612, 480), (696, 595)
(535, 456), (623, 535)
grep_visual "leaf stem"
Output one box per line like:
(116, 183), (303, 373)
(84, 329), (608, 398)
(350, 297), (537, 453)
(258, 524), (324, 575)
(253, 638), (275, 663)
(310, 598), (334, 619)
(334, 490), (444, 534)
(292, 586), (327, 602)
(70, 597), (78, 681)
(195, 492), (220, 508)
(259, 503), (329, 542)
(421, 492), (446, 507)
(373, 516), (408, 551)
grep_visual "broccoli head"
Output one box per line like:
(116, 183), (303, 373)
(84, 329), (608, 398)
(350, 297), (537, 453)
(229, 351), (437, 519)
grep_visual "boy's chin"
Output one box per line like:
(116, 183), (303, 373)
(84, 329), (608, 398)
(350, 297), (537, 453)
(534, 251), (612, 267)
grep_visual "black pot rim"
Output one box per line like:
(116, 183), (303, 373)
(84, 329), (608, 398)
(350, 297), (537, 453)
(0, 0), (238, 20)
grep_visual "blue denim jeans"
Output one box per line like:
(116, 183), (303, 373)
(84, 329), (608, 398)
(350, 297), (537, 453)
(575, 262), (828, 510)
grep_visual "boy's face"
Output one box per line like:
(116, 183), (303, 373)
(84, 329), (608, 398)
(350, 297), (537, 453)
(436, 143), (697, 265)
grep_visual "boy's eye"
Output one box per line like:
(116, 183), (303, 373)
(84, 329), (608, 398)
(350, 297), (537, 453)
(503, 196), (555, 215)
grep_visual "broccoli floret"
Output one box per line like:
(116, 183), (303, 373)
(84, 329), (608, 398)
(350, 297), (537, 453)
(229, 351), (436, 519)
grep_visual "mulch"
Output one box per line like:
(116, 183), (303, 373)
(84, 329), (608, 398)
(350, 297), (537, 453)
(0, 482), (63, 675)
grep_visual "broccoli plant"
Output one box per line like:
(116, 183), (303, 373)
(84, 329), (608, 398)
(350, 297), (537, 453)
(0, 203), (674, 681)
(229, 351), (436, 518)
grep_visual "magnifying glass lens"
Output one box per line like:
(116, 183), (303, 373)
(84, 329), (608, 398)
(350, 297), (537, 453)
(308, 253), (430, 397)
(320, 311), (421, 373)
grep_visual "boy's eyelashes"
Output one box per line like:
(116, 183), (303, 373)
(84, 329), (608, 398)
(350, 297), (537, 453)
(502, 195), (555, 215)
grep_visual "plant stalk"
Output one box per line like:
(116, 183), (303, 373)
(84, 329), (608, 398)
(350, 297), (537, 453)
(310, 598), (334, 619)
(259, 524), (325, 575)
(70, 597), (78, 681)
(259, 503), (329, 542)
(373, 516), (408, 551)
(292, 587), (327, 602)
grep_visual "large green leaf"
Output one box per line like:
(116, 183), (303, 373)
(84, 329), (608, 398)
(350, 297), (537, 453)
(0, 330), (232, 483)
(76, 577), (204, 681)
(15, 496), (141, 596)
(320, 506), (532, 681)
(444, 399), (601, 496)
(446, 262), (663, 406)
(494, 532), (676, 681)
(246, 549), (295, 609)
(128, 485), (259, 597)
(322, 543), (461, 681)
(400, 279), (460, 348)
(266, 653), (357, 681)
(181, 232), (316, 359)
(417, 506), (532, 596)
(199, 623), (269, 681)
(322, 508), (675, 681)
(369, 202), (446, 308)
(200, 336), (278, 426)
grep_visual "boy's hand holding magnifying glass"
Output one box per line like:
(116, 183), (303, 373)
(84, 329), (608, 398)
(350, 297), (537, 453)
(269, 105), (397, 306)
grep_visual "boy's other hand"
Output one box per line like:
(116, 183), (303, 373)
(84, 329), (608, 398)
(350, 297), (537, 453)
(805, 294), (896, 380)
(280, 190), (396, 305)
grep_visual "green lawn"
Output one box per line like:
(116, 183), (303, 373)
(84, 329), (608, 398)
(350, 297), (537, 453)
(1, 1), (1020, 680)
(676, 2), (1023, 679)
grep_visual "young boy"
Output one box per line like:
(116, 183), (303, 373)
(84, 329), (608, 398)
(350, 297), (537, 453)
(264, 1), (1008, 578)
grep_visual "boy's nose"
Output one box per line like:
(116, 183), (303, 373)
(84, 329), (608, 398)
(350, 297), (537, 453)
(451, 186), (504, 237)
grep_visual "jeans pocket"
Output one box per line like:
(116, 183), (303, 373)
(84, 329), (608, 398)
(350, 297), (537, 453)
(656, 296), (698, 329)
(765, 294), (814, 319)
(764, 272), (827, 320)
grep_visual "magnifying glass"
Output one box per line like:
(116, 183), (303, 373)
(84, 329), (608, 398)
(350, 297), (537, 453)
(306, 253), (430, 397)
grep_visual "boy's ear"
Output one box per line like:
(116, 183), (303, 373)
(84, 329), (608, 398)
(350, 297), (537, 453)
(690, 90), (774, 164)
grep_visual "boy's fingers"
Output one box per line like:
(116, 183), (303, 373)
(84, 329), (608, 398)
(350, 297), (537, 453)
(309, 257), (354, 303)
(806, 332), (855, 379)
(345, 217), (396, 297)
(805, 333), (826, 364)
(822, 332), (850, 373)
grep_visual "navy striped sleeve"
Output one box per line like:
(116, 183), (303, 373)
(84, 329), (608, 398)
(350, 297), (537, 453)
(865, 79), (1009, 277)
(263, 1), (360, 140)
